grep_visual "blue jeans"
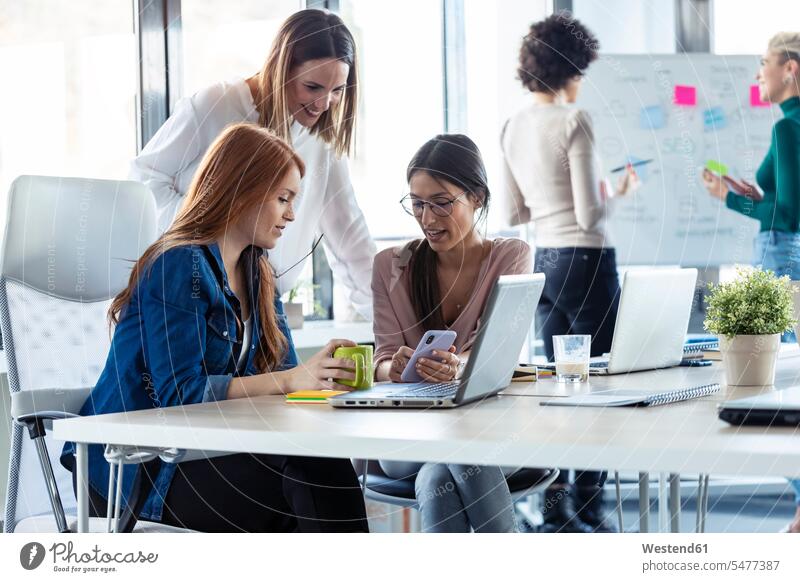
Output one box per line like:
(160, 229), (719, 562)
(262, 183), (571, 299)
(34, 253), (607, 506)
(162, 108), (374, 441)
(753, 230), (800, 343)
(415, 464), (517, 533)
(792, 479), (800, 506)
(753, 231), (800, 505)
(380, 461), (517, 532)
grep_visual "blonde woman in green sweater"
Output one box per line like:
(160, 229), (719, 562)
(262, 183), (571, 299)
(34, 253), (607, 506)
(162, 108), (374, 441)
(702, 32), (800, 534)
(703, 33), (800, 284)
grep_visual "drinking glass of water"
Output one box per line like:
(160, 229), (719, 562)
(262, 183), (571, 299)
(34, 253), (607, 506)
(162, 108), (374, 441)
(553, 335), (591, 383)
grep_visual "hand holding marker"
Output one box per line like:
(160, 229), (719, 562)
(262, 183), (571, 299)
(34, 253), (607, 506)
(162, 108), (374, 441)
(602, 158), (648, 199)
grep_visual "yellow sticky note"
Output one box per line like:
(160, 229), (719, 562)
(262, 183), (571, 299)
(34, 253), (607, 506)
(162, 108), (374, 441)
(286, 390), (347, 401)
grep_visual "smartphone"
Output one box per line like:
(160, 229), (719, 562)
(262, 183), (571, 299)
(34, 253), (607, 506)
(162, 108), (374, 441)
(400, 330), (457, 383)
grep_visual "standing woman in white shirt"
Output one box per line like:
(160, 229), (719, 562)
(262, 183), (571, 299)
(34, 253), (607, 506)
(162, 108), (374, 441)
(130, 9), (376, 317)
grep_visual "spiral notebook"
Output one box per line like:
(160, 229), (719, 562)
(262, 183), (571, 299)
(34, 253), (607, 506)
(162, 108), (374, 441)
(539, 383), (720, 408)
(683, 339), (719, 358)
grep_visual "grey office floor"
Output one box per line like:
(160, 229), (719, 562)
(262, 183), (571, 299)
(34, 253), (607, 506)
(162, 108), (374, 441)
(621, 493), (796, 533)
(522, 492), (798, 533)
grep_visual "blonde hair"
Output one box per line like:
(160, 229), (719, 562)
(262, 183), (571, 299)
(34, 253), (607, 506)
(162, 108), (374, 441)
(111, 123), (305, 372)
(768, 32), (800, 61)
(255, 9), (358, 158)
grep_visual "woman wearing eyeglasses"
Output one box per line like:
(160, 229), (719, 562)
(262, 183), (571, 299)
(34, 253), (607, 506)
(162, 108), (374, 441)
(130, 9), (376, 317)
(371, 134), (532, 532)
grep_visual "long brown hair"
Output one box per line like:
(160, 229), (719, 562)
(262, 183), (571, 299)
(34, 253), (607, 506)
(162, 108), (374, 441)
(254, 9), (358, 157)
(406, 135), (491, 331)
(111, 123), (305, 372)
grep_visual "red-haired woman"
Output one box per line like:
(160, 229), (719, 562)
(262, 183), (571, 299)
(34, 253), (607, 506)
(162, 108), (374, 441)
(62, 124), (368, 532)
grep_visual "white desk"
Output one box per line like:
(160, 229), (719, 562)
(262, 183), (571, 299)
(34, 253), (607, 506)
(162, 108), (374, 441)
(54, 357), (800, 533)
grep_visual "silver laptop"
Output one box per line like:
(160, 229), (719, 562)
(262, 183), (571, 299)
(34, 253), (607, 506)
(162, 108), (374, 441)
(538, 268), (698, 375)
(329, 273), (545, 408)
(718, 386), (800, 426)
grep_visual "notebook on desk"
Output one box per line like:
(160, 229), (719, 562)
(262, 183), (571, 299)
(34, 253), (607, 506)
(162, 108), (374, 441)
(683, 339), (719, 359)
(539, 383), (720, 408)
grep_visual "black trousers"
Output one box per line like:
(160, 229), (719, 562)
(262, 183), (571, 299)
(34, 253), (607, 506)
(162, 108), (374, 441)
(534, 247), (620, 361)
(77, 453), (369, 533)
(535, 247), (621, 488)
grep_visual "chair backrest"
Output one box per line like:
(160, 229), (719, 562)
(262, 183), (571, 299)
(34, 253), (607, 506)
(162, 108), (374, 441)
(1, 175), (156, 532)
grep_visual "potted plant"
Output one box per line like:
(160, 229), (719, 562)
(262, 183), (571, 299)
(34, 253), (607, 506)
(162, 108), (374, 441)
(704, 267), (797, 386)
(282, 281), (327, 329)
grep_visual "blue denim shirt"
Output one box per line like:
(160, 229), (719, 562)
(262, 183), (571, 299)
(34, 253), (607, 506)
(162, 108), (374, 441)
(60, 242), (298, 520)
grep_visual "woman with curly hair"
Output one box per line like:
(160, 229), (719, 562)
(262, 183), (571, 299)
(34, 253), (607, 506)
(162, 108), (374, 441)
(501, 12), (637, 533)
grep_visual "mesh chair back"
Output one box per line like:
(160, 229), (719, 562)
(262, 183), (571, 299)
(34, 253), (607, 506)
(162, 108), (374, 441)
(1, 175), (156, 532)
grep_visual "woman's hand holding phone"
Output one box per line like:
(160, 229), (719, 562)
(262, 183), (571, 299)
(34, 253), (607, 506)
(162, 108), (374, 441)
(414, 346), (459, 382)
(388, 346), (414, 383)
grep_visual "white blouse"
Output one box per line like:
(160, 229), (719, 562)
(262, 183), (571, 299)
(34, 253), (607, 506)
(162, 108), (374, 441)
(129, 78), (376, 318)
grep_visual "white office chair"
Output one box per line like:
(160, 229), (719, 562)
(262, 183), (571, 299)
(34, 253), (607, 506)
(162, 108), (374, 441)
(0, 175), (186, 533)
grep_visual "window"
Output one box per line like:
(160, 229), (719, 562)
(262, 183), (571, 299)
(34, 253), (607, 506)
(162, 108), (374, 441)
(713, 0), (800, 55)
(0, 0), (137, 226)
(180, 0), (303, 96)
(462, 0), (549, 235)
(339, 0), (446, 242)
(572, 0), (676, 54)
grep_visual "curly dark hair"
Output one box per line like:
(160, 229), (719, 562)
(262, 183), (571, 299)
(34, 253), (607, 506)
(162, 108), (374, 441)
(517, 11), (599, 93)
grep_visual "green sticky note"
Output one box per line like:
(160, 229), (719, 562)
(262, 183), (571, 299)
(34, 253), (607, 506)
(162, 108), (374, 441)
(705, 159), (729, 176)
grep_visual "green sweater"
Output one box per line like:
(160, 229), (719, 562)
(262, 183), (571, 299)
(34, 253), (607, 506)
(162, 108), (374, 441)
(726, 96), (800, 232)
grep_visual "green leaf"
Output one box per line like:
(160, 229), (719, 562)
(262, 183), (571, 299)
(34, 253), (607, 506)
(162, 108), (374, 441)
(703, 267), (797, 337)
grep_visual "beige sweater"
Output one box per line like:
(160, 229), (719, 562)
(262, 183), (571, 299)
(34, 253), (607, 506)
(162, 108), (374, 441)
(501, 103), (610, 249)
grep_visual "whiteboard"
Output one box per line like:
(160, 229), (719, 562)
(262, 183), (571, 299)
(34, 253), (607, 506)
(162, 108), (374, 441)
(575, 54), (779, 266)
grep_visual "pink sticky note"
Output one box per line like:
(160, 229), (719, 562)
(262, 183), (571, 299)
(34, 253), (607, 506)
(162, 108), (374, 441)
(674, 85), (697, 106)
(750, 85), (770, 107)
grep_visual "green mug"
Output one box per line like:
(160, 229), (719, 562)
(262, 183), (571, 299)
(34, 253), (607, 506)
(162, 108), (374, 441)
(333, 345), (374, 390)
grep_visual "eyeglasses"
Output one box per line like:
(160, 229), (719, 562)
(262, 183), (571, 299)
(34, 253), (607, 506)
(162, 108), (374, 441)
(400, 193), (467, 218)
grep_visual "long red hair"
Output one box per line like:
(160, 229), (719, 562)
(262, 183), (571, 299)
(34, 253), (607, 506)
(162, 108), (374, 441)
(111, 123), (305, 372)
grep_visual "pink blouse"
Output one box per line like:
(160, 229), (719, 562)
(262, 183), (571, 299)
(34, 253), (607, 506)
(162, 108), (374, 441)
(371, 237), (532, 366)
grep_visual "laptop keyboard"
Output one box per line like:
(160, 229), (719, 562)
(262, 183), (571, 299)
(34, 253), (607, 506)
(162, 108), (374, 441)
(387, 382), (460, 398)
(539, 361), (608, 370)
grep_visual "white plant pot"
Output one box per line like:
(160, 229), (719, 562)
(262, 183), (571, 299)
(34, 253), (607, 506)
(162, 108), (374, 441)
(283, 302), (304, 330)
(719, 334), (780, 387)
